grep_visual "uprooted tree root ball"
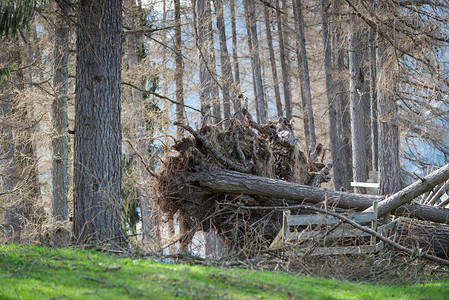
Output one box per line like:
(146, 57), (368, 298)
(155, 114), (329, 251)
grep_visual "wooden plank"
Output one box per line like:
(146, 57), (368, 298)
(269, 230), (284, 249)
(351, 182), (380, 188)
(287, 227), (370, 241)
(296, 245), (377, 256)
(287, 212), (377, 226)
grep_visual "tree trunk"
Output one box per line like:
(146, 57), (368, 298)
(189, 168), (449, 224)
(74, 0), (124, 248)
(377, 38), (400, 195)
(230, 0), (241, 94)
(215, 0), (233, 123)
(263, 4), (283, 118)
(332, 0), (352, 190)
(206, 0), (221, 123)
(51, 0), (70, 247)
(369, 29), (378, 172)
(276, 0), (292, 120)
(321, 0), (343, 191)
(175, 0), (185, 137)
(243, 0), (259, 122)
(245, 0), (266, 123)
(194, 0), (211, 123)
(293, 0), (317, 160)
(291, 2), (310, 152)
(348, 15), (369, 194)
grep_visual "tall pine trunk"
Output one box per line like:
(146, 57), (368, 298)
(377, 38), (400, 195)
(206, 0), (221, 123)
(321, 0), (343, 190)
(230, 0), (241, 92)
(245, 0), (266, 123)
(194, 0), (211, 123)
(263, 4), (282, 118)
(348, 15), (369, 193)
(293, 0), (317, 160)
(215, 0), (233, 123)
(74, 0), (124, 248)
(175, 0), (185, 137)
(51, 1), (70, 246)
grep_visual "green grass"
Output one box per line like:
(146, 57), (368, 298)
(0, 245), (448, 299)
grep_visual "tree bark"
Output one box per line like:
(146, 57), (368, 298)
(188, 168), (449, 224)
(293, 0), (317, 160)
(51, 0), (70, 247)
(206, 0), (221, 123)
(321, 0), (343, 191)
(377, 37), (400, 195)
(215, 0), (233, 123)
(291, 1), (310, 152)
(348, 14), (369, 193)
(244, 0), (266, 123)
(263, 4), (283, 118)
(175, 0), (185, 137)
(193, 0), (210, 123)
(276, 0), (291, 120)
(369, 29), (378, 172)
(230, 0), (241, 93)
(332, 0), (352, 190)
(74, 0), (124, 248)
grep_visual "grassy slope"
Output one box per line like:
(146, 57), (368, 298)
(0, 245), (448, 299)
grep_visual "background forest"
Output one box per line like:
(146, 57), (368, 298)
(1, 0), (449, 262)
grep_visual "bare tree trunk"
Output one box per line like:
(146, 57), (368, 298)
(243, 0), (259, 122)
(369, 29), (378, 172)
(377, 37), (400, 195)
(332, 0), (352, 190)
(74, 0), (125, 248)
(276, 0), (292, 120)
(215, 0), (233, 123)
(291, 3), (310, 152)
(51, 0), (70, 247)
(194, 0), (210, 123)
(206, 0), (221, 123)
(263, 4), (283, 118)
(175, 0), (185, 137)
(245, 0), (266, 123)
(348, 15), (369, 194)
(230, 0), (241, 95)
(321, 0), (343, 191)
(293, 0), (317, 159)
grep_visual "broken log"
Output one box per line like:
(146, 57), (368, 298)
(364, 163), (449, 217)
(189, 169), (449, 224)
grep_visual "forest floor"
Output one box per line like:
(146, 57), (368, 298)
(1, 245), (448, 299)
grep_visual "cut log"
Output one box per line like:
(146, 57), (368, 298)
(188, 169), (449, 224)
(364, 163), (449, 217)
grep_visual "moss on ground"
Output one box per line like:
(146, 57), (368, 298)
(0, 245), (448, 299)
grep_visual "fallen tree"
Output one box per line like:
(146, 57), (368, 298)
(152, 116), (449, 259)
(188, 169), (449, 224)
